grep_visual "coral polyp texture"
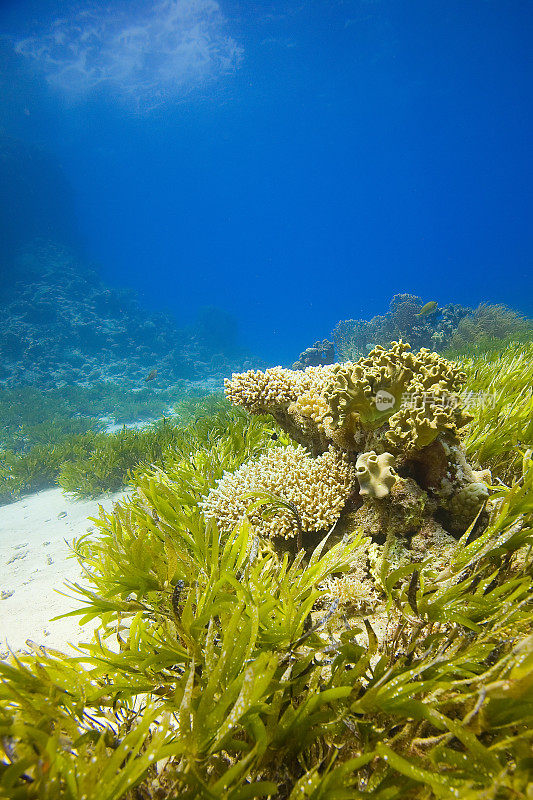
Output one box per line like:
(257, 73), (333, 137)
(225, 341), (470, 457)
(203, 445), (357, 539)
(209, 341), (490, 570)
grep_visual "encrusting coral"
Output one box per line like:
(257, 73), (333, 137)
(206, 341), (491, 599)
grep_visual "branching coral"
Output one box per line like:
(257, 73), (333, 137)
(224, 366), (303, 413)
(226, 341), (470, 458)
(225, 363), (337, 454)
(203, 445), (357, 539)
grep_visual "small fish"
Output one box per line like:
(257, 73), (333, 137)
(144, 368), (158, 382)
(415, 301), (438, 317)
(407, 569), (419, 616)
(171, 580), (185, 619)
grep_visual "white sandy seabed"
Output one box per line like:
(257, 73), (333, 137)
(0, 487), (128, 658)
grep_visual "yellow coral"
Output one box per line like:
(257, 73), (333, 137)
(355, 451), (397, 498)
(289, 390), (328, 425)
(203, 445), (357, 539)
(224, 342), (469, 457)
(224, 366), (302, 413)
(383, 381), (471, 454)
(324, 342), (468, 453)
(225, 364), (338, 454)
(224, 364), (337, 415)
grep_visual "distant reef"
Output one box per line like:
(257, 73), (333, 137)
(293, 293), (532, 367)
(0, 133), (257, 388)
(0, 240), (257, 388)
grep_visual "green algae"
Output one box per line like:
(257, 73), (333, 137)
(0, 394), (226, 503)
(0, 382), (215, 454)
(0, 341), (532, 798)
(459, 341), (533, 482)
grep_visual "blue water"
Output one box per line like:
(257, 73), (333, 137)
(1, 0), (532, 365)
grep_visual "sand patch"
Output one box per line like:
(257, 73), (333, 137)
(0, 487), (128, 657)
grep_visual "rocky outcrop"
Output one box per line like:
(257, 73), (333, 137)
(292, 339), (335, 370)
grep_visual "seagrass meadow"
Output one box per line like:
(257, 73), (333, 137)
(1, 341), (532, 799)
(0, 392), (224, 504)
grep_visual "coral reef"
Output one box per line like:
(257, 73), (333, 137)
(2, 88), (533, 800)
(446, 302), (533, 353)
(0, 242), (257, 388)
(330, 295), (531, 364)
(2, 381), (533, 799)
(431, 302), (475, 350)
(332, 294), (472, 360)
(292, 338), (335, 370)
(332, 317), (373, 361)
(203, 444), (357, 539)
(226, 340), (470, 458)
(211, 341), (490, 578)
(355, 451), (397, 498)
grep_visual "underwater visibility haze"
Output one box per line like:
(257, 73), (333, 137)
(1, 2), (533, 799)
(1, 0), (532, 364)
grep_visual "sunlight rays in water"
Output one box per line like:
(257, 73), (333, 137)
(15, 0), (243, 111)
